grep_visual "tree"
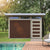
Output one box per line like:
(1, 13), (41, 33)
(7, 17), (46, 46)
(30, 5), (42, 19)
(9, 0), (41, 13)
(0, 16), (6, 32)
(0, 0), (50, 33)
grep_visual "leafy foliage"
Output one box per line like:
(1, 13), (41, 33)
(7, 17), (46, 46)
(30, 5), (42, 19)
(0, 0), (50, 35)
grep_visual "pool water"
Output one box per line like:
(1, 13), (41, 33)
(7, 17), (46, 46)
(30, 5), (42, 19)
(0, 43), (25, 50)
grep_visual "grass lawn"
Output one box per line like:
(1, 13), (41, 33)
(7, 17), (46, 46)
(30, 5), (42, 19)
(0, 32), (30, 42)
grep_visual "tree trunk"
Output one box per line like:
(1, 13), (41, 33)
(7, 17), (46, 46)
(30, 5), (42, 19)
(2, 28), (4, 32)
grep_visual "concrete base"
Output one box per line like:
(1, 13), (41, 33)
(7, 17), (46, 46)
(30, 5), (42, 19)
(31, 39), (42, 41)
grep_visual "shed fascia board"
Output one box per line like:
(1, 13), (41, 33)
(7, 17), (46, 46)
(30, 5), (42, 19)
(4, 13), (46, 17)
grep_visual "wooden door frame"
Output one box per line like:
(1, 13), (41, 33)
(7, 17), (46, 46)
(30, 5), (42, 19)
(8, 18), (31, 39)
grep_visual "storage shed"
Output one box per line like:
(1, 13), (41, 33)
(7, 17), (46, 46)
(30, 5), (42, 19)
(5, 13), (45, 39)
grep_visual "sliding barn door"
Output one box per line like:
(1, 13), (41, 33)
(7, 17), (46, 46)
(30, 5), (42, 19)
(31, 19), (42, 39)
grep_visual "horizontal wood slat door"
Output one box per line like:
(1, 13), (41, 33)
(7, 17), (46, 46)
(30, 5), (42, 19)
(9, 20), (30, 38)
(31, 19), (42, 39)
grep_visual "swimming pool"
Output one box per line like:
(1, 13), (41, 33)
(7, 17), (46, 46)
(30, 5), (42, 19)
(0, 43), (25, 50)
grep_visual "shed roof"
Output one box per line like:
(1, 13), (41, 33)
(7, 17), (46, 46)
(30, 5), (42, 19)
(4, 13), (45, 17)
